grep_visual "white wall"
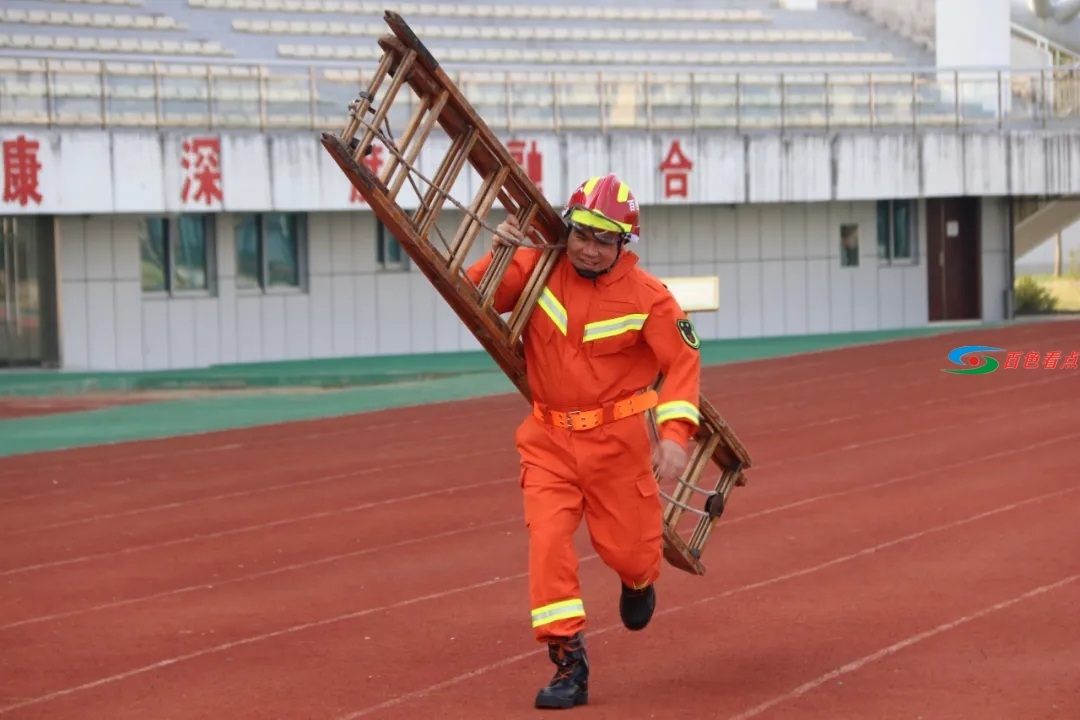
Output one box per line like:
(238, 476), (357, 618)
(1011, 33), (1053, 67)
(980, 196), (1013, 322)
(8, 129), (1080, 219)
(53, 199), (954, 371)
(936, 0), (1011, 69)
(634, 202), (928, 339)
(56, 209), (492, 371)
(935, 0), (1012, 113)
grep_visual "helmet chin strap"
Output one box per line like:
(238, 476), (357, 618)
(574, 241), (624, 279)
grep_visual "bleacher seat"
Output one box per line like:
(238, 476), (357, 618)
(35, 0), (143, 5)
(274, 42), (898, 66)
(848, 0), (934, 50)
(229, 19), (861, 46)
(0, 0), (993, 131)
(187, 0), (770, 22)
(1, 9), (185, 31)
(0, 0), (929, 73)
(0, 33), (230, 56)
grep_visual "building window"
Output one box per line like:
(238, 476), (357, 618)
(376, 219), (408, 271)
(234, 212), (306, 291)
(139, 214), (215, 294)
(877, 200), (916, 264)
(839, 223), (860, 268)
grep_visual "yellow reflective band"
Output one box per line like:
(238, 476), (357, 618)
(531, 598), (586, 628)
(582, 177), (599, 194)
(583, 313), (648, 342)
(616, 181), (629, 202)
(538, 286), (568, 335)
(567, 208), (631, 233)
(656, 400), (700, 425)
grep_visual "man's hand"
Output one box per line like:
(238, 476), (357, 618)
(493, 214), (526, 250)
(653, 438), (688, 484)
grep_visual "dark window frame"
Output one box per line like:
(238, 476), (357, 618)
(139, 213), (217, 296)
(877, 199), (918, 266)
(233, 212), (309, 293)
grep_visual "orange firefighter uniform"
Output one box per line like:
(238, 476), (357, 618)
(465, 235), (701, 643)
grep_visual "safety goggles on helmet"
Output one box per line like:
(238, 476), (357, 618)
(564, 205), (631, 245)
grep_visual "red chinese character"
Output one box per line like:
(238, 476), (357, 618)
(659, 139), (693, 199)
(507, 139), (543, 191)
(1043, 351), (1062, 369)
(349, 145), (385, 204)
(1062, 351), (1079, 369)
(181, 137), (223, 206)
(3, 135), (43, 207)
(1004, 352), (1022, 369)
(1023, 351), (1041, 368)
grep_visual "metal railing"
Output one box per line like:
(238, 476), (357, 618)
(2, 54), (1079, 133)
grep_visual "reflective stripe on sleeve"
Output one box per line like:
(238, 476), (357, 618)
(655, 400), (700, 425)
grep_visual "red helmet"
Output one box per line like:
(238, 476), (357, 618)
(561, 173), (641, 243)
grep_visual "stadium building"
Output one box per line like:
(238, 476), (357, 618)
(2, 0), (1079, 371)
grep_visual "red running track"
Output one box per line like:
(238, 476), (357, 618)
(0, 395), (156, 420)
(1, 320), (1079, 719)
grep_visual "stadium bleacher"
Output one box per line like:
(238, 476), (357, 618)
(0, 0), (1016, 131)
(0, 0), (930, 66)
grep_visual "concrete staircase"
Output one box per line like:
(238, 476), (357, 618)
(1013, 196), (1080, 257)
(840, 0), (936, 52)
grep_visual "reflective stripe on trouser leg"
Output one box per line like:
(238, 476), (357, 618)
(516, 428), (588, 642)
(531, 598), (585, 629)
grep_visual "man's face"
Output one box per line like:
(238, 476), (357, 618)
(566, 224), (622, 274)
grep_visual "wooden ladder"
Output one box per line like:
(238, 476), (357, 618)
(320, 10), (754, 576)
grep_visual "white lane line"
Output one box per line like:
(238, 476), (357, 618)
(725, 573), (1080, 720)
(2, 476), (1073, 717)
(0, 566), (547, 715)
(330, 485), (1079, 718)
(12, 390), (1065, 575)
(7, 427), (1076, 631)
(0, 516), (521, 632)
(2, 448), (500, 537)
(0, 477), (513, 577)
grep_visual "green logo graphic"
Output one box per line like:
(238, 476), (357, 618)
(942, 345), (1003, 374)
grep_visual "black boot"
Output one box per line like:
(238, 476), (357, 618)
(619, 583), (656, 631)
(534, 632), (589, 709)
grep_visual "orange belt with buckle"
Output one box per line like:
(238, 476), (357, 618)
(532, 389), (659, 431)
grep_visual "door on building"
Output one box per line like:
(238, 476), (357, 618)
(1, 216), (60, 368)
(926, 197), (982, 321)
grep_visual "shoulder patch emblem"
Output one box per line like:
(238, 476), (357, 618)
(676, 318), (700, 350)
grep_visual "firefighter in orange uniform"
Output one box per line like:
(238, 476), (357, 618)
(465, 173), (701, 710)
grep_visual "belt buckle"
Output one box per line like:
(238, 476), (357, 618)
(565, 410), (582, 431)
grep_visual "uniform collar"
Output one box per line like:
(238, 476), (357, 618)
(563, 248), (639, 286)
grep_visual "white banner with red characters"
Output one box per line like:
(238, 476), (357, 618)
(179, 137), (225, 210)
(1, 131), (115, 214)
(2, 127), (1079, 215)
(2, 135), (45, 208)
